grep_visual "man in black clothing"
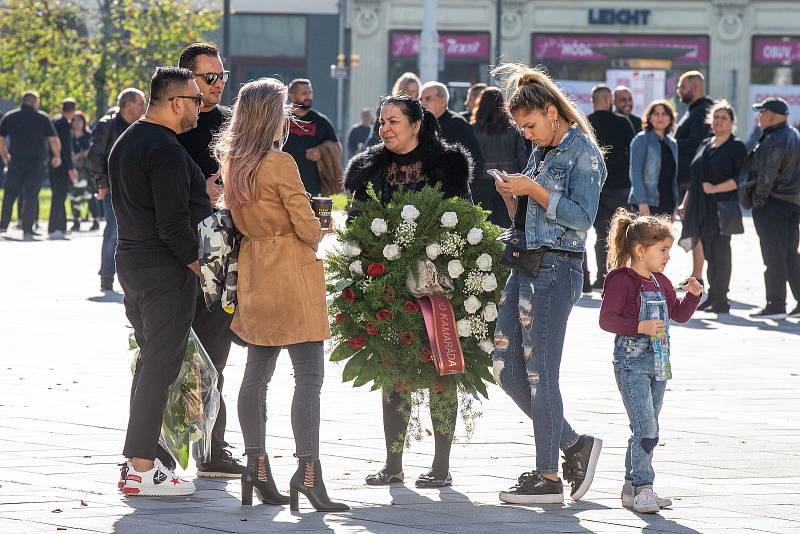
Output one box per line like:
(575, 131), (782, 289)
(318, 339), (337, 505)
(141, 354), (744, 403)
(420, 81), (484, 179)
(0, 91), (61, 240)
(613, 86), (642, 133)
(48, 98), (78, 239)
(89, 88), (145, 291)
(284, 79), (338, 196)
(176, 42), (243, 478)
(586, 85), (636, 290)
(111, 67), (211, 497)
(745, 97), (800, 320)
(347, 108), (373, 160)
(676, 71), (713, 284)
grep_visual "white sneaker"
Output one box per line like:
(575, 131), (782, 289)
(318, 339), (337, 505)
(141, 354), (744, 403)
(621, 482), (672, 509)
(632, 488), (660, 513)
(122, 458), (195, 496)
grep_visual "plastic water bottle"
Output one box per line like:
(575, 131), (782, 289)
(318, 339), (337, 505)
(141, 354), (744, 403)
(647, 300), (672, 381)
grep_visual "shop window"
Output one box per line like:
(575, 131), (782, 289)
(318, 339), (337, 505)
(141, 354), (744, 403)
(231, 14), (307, 58)
(750, 37), (800, 129)
(531, 34), (709, 116)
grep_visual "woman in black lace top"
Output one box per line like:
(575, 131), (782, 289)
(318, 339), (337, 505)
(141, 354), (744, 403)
(343, 95), (473, 489)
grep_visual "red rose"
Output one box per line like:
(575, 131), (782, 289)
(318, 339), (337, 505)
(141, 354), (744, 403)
(366, 263), (386, 277)
(433, 382), (445, 395)
(399, 331), (414, 346)
(342, 287), (356, 302)
(394, 379), (408, 393)
(419, 348), (433, 363)
(346, 336), (365, 350)
(366, 322), (380, 335)
(335, 312), (345, 324)
(403, 300), (420, 314)
(375, 309), (392, 321)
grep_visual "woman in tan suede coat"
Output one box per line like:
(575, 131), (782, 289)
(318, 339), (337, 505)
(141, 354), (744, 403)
(215, 77), (348, 513)
(230, 149), (329, 346)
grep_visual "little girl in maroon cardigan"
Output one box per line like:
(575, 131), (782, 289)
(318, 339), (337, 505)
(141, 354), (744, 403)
(599, 208), (701, 514)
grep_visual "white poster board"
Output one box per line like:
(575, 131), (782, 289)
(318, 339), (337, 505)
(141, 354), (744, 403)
(606, 70), (667, 117)
(555, 80), (596, 116)
(749, 84), (800, 125)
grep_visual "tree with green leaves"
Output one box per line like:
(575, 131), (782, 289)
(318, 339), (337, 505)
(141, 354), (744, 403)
(0, 0), (219, 119)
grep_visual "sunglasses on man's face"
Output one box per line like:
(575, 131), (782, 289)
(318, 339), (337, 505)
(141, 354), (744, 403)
(169, 94), (203, 106)
(196, 71), (230, 85)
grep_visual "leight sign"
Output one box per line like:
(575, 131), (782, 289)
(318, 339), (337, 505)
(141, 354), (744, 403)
(588, 9), (651, 26)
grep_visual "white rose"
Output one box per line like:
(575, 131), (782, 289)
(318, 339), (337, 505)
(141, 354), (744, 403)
(475, 253), (493, 272)
(457, 319), (471, 337)
(342, 242), (361, 257)
(425, 243), (441, 260)
(440, 211), (458, 228)
(481, 273), (498, 292)
(467, 227), (484, 245)
(464, 295), (481, 314)
(371, 218), (388, 236)
(479, 339), (495, 354)
(348, 260), (363, 277)
(401, 204), (420, 222)
(482, 302), (498, 322)
(447, 259), (465, 278)
(383, 244), (401, 261)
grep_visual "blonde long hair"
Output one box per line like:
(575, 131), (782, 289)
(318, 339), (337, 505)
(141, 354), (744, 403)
(214, 78), (290, 210)
(491, 63), (597, 146)
(606, 208), (673, 271)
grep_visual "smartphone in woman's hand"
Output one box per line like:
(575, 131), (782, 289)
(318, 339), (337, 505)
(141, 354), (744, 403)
(488, 168), (507, 182)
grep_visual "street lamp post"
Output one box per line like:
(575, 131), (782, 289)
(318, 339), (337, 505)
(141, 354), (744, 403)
(419, 0), (438, 82)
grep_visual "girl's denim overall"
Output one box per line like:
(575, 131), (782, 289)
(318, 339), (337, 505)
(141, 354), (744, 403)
(612, 276), (671, 490)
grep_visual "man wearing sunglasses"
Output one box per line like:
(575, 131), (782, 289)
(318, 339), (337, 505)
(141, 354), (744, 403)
(110, 66), (212, 497)
(177, 42), (244, 479)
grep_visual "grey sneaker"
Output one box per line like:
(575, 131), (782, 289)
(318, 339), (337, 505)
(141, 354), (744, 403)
(633, 488), (660, 513)
(621, 481), (672, 509)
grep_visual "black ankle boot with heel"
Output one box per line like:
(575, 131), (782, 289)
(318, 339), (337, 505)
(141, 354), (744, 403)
(241, 453), (289, 506)
(289, 459), (349, 512)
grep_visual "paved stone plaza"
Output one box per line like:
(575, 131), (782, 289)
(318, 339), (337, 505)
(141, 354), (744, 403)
(1, 216), (799, 533)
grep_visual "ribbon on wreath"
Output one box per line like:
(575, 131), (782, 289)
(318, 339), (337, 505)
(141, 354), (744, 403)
(417, 295), (465, 376)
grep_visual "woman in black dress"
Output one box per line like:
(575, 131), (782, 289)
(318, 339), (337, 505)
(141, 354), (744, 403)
(679, 100), (747, 313)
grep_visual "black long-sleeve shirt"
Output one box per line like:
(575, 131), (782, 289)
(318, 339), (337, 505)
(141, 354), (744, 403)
(108, 121), (212, 270)
(588, 110), (634, 190)
(438, 108), (485, 180)
(51, 115), (74, 171)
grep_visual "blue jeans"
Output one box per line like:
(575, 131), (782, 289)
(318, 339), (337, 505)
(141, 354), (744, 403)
(492, 252), (584, 472)
(613, 337), (666, 488)
(100, 193), (117, 280)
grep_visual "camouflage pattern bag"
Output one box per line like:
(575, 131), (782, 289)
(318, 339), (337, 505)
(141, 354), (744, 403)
(198, 209), (241, 313)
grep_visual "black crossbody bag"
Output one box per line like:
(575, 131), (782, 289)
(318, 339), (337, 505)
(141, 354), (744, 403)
(499, 230), (547, 277)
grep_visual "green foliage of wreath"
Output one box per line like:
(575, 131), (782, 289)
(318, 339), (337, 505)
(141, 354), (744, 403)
(325, 185), (509, 442)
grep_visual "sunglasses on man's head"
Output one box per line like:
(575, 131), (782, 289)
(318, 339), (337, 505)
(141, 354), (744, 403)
(169, 94), (203, 106)
(196, 71), (230, 85)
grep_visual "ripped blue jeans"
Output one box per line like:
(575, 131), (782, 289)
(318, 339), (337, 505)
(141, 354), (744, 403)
(492, 252), (583, 473)
(613, 336), (666, 489)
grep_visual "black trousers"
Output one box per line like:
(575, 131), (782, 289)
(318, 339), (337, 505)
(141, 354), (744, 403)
(753, 199), (800, 309)
(120, 263), (196, 460)
(0, 159), (45, 234)
(48, 168), (70, 233)
(701, 231), (732, 304)
(191, 284), (234, 458)
(584, 187), (630, 285)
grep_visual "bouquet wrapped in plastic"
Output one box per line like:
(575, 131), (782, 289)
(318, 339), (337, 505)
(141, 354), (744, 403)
(129, 328), (220, 469)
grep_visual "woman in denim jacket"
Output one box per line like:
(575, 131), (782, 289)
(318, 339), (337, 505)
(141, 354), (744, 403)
(490, 64), (605, 505)
(629, 101), (679, 218)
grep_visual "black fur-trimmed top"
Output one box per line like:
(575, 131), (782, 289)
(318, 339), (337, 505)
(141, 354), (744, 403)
(344, 138), (474, 204)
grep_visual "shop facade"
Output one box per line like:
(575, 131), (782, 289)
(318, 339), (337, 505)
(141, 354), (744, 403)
(348, 0), (800, 135)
